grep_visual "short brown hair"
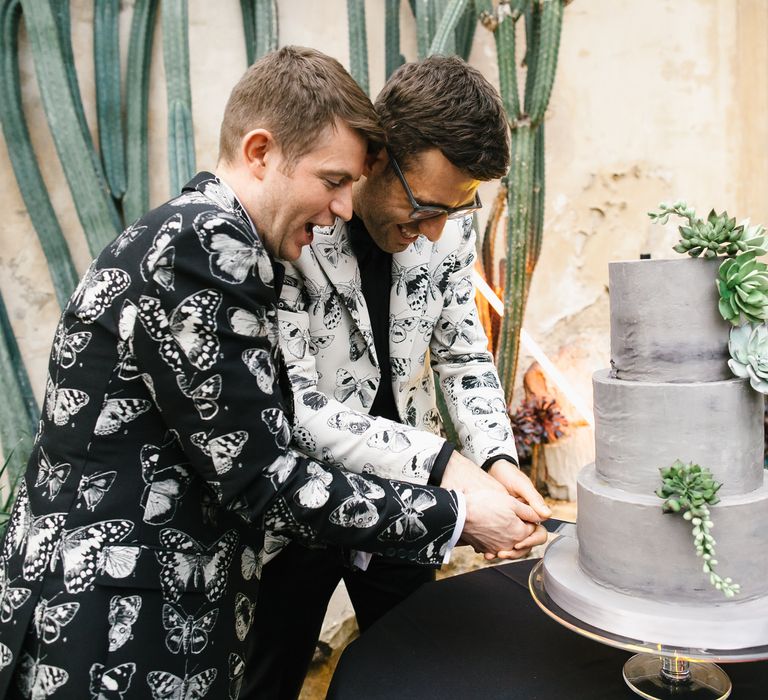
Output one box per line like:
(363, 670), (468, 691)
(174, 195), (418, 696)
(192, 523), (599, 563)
(219, 46), (384, 165)
(375, 55), (510, 180)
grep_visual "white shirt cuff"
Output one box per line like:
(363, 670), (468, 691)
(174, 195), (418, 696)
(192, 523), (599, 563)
(441, 489), (466, 565)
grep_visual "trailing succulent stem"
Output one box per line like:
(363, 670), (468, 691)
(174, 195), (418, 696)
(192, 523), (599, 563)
(657, 460), (739, 598)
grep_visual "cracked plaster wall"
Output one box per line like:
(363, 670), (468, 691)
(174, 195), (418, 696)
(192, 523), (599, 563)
(1, 0), (766, 420)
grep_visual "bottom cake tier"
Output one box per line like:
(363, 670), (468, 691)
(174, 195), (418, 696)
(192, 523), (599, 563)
(577, 464), (768, 604)
(542, 534), (768, 649)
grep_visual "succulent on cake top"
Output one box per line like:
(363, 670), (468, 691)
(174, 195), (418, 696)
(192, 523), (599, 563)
(649, 200), (768, 394)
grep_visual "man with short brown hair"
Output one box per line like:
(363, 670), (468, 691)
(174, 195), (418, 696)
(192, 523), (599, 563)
(0, 47), (525, 699)
(246, 54), (549, 700)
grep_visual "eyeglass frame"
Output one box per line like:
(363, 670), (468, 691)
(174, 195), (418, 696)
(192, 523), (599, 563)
(386, 148), (482, 221)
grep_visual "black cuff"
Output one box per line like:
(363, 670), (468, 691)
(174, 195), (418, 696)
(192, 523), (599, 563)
(428, 441), (455, 486)
(480, 454), (518, 473)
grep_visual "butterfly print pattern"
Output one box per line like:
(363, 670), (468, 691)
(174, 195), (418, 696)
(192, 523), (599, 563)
(334, 369), (376, 408)
(17, 652), (69, 698)
(190, 430), (248, 475)
(0, 560), (31, 623)
(138, 290), (222, 373)
(53, 323), (92, 369)
(89, 661), (136, 699)
(379, 484), (437, 542)
(34, 449), (70, 501)
(162, 603), (218, 655)
(155, 529), (238, 602)
(32, 598), (79, 644)
(140, 444), (191, 525)
(330, 473), (385, 529)
(95, 398), (151, 436)
(77, 470), (117, 511)
(72, 264), (131, 324)
(234, 592), (255, 641)
(141, 214), (180, 291)
(177, 373), (221, 420)
(108, 595), (142, 651)
(146, 667), (217, 700)
(194, 209), (273, 286)
(0, 173), (461, 696)
(279, 320), (333, 359)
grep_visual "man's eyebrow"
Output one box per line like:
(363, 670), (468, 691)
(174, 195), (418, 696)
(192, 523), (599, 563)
(318, 169), (356, 181)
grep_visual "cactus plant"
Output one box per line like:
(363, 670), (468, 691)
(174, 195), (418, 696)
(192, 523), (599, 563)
(123, 0), (159, 224)
(94, 0), (126, 201)
(20, 0), (122, 254)
(162, 0), (196, 194)
(482, 0), (565, 401)
(347, 0), (369, 95)
(0, 0), (79, 308)
(241, 0), (278, 66)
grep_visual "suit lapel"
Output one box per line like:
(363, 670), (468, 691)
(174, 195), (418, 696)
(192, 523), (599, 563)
(389, 235), (435, 377)
(311, 220), (376, 365)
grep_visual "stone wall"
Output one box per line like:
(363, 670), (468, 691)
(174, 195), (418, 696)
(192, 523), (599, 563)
(2, 0), (765, 412)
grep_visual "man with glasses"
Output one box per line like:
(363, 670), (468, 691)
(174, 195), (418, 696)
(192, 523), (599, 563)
(245, 55), (550, 699)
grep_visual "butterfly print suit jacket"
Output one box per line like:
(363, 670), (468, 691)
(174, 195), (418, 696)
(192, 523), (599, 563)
(0, 173), (460, 700)
(279, 216), (518, 494)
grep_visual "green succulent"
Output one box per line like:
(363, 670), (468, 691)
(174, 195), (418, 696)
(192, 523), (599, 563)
(656, 460), (739, 598)
(648, 201), (766, 258)
(728, 323), (768, 393)
(717, 250), (768, 325)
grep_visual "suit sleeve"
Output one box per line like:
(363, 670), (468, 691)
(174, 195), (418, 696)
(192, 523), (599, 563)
(130, 215), (459, 564)
(278, 259), (447, 485)
(429, 221), (520, 467)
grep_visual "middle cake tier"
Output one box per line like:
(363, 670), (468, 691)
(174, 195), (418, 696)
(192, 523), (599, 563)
(593, 369), (764, 496)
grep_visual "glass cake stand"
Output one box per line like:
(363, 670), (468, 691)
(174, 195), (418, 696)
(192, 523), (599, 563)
(529, 560), (768, 699)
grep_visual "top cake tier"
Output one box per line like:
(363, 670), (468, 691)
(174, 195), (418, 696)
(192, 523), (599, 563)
(610, 257), (731, 382)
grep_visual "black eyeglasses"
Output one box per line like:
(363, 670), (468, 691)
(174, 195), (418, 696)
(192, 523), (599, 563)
(387, 149), (482, 221)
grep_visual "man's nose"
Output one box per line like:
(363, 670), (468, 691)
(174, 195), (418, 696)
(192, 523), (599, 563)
(417, 214), (448, 241)
(330, 184), (354, 222)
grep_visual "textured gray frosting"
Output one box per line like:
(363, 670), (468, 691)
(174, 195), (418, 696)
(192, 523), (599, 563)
(576, 465), (768, 604)
(610, 257), (732, 382)
(543, 536), (768, 649)
(593, 369), (764, 495)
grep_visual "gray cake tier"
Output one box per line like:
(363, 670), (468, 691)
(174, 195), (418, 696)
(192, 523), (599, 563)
(593, 369), (763, 496)
(577, 464), (768, 604)
(542, 536), (768, 649)
(610, 257), (731, 382)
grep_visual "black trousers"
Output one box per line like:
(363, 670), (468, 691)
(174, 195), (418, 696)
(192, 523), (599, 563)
(242, 541), (436, 700)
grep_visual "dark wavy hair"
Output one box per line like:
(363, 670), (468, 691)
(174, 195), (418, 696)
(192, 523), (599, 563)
(375, 55), (510, 180)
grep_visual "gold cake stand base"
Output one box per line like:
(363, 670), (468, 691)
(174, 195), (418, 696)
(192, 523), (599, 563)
(529, 560), (768, 699)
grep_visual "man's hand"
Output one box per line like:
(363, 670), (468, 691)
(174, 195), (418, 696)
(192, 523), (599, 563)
(441, 452), (542, 524)
(488, 459), (552, 521)
(459, 490), (544, 556)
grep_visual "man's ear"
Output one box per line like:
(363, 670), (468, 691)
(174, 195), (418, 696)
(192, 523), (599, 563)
(363, 146), (388, 177)
(241, 129), (273, 180)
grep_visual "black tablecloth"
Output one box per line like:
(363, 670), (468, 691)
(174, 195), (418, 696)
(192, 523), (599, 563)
(327, 558), (768, 699)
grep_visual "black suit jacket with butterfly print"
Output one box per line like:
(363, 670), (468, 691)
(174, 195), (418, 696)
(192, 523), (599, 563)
(0, 173), (460, 700)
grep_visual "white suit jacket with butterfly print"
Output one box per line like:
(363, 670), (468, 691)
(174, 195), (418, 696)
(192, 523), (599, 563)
(278, 215), (518, 486)
(0, 173), (462, 700)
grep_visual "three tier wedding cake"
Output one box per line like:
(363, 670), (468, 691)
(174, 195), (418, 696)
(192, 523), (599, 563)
(540, 255), (768, 649)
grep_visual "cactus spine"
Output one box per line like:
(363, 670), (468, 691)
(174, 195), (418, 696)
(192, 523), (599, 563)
(385, 0), (405, 77)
